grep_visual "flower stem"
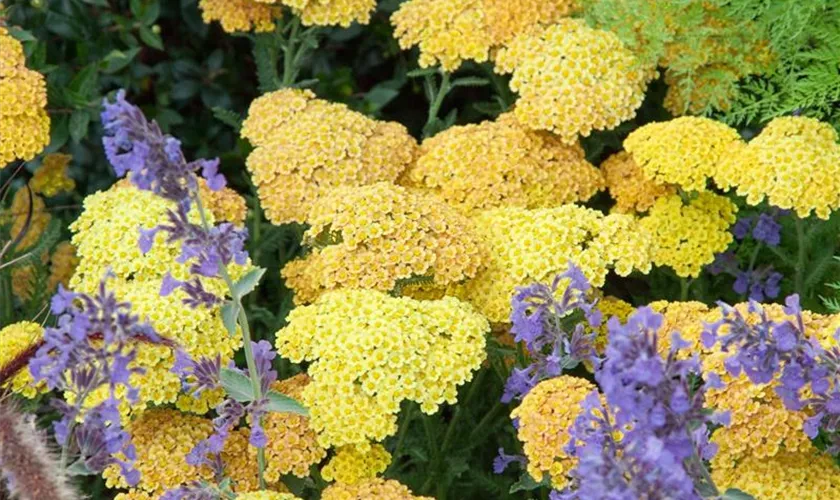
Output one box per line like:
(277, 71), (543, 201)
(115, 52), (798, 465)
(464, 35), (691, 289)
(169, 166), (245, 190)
(281, 16), (301, 87)
(193, 192), (267, 489)
(422, 71), (452, 138)
(680, 278), (691, 301)
(795, 216), (807, 297)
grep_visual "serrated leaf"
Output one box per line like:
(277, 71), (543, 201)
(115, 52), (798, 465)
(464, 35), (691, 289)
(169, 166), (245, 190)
(407, 67), (438, 78)
(266, 389), (308, 415)
(232, 267), (266, 299)
(139, 26), (164, 50)
(212, 107), (242, 132)
(220, 367), (254, 403)
(509, 472), (549, 493)
(451, 77), (490, 88)
(69, 110), (90, 143)
(722, 488), (755, 500)
(221, 302), (240, 336)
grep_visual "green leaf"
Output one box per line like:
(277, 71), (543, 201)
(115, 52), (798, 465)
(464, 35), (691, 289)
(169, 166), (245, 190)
(69, 110), (91, 143)
(221, 302), (240, 336)
(253, 33), (281, 93)
(68, 64), (99, 101)
(139, 26), (164, 50)
(232, 267), (266, 300)
(212, 107), (242, 132)
(100, 48), (141, 74)
(722, 488), (756, 500)
(407, 67), (439, 78)
(266, 389), (308, 415)
(66, 459), (96, 476)
(451, 77), (490, 88)
(509, 472), (550, 493)
(364, 86), (400, 112)
(220, 367), (254, 402)
(171, 80), (200, 100)
(7, 27), (36, 42)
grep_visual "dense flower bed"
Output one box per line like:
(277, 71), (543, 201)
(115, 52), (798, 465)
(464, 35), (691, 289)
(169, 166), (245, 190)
(3, 1), (840, 499)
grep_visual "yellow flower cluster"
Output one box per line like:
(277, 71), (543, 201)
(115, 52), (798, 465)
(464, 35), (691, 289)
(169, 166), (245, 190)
(198, 0), (279, 32)
(69, 185), (245, 416)
(237, 493), (301, 500)
(30, 153), (75, 197)
(391, 0), (578, 71)
(276, 289), (488, 447)
(198, 178), (248, 225)
(638, 193), (736, 278)
(282, 182), (485, 303)
(455, 205), (651, 323)
(511, 376), (594, 485)
(263, 374), (327, 480)
(11, 242), (78, 302)
(648, 300), (713, 356)
(321, 443), (391, 484)
(495, 19), (650, 143)
(8, 186), (51, 251)
(601, 151), (675, 214)
(591, 296), (634, 351)
(277, 0), (375, 27)
(623, 117), (743, 192)
(321, 478), (433, 500)
(47, 241), (79, 292)
(401, 113), (604, 214)
(716, 116), (840, 219)
(0, 27), (50, 165)
(242, 89), (417, 224)
(103, 409), (214, 494)
(0, 321), (45, 398)
(712, 450), (840, 500)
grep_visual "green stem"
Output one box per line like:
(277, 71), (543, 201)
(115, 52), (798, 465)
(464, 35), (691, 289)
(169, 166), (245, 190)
(680, 278), (691, 301)
(467, 400), (504, 443)
(795, 217), (807, 297)
(423, 71), (452, 138)
(0, 271), (12, 325)
(386, 404), (416, 475)
(420, 416), (440, 494)
(194, 193), (267, 489)
(281, 17), (301, 87)
(59, 371), (99, 472)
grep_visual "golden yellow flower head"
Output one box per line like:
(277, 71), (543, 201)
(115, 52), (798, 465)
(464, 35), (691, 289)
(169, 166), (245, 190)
(8, 186), (51, 251)
(511, 375), (595, 485)
(241, 88), (417, 224)
(321, 443), (391, 484)
(601, 151), (675, 214)
(495, 19), (650, 143)
(113, 491), (155, 500)
(276, 289), (488, 447)
(278, 0), (375, 27)
(237, 493), (301, 500)
(591, 296), (635, 351)
(103, 409), (214, 494)
(716, 116), (840, 219)
(711, 450), (840, 499)
(199, 0), (280, 32)
(198, 178), (248, 225)
(263, 375), (328, 481)
(623, 117), (743, 192)
(0, 28), (49, 165)
(391, 0), (578, 71)
(0, 321), (45, 398)
(11, 263), (37, 302)
(454, 205), (652, 323)
(402, 112), (603, 213)
(639, 192), (736, 278)
(30, 154), (75, 197)
(648, 300), (713, 357)
(321, 478), (433, 500)
(47, 241), (79, 293)
(282, 182), (485, 303)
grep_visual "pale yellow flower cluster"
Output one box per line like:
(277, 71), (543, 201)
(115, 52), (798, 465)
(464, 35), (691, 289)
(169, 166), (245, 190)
(495, 19), (651, 143)
(276, 289), (488, 447)
(0, 27), (50, 165)
(282, 182), (485, 303)
(402, 112), (604, 214)
(242, 89), (417, 224)
(391, 0), (579, 71)
(455, 205), (652, 323)
(0, 321), (46, 398)
(199, 0), (280, 32)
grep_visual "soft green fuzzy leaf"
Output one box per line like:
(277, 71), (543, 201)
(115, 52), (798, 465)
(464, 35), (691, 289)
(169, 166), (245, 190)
(221, 302), (240, 336)
(509, 472), (549, 493)
(212, 107), (243, 132)
(451, 77), (490, 88)
(232, 267), (266, 300)
(722, 489), (756, 500)
(67, 459), (96, 476)
(220, 367), (254, 402)
(266, 389), (308, 415)
(69, 110), (91, 143)
(407, 67), (439, 78)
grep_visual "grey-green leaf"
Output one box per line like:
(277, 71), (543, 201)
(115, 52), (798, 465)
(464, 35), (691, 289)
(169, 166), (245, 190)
(232, 267), (266, 300)
(722, 489), (756, 500)
(266, 389), (309, 416)
(69, 110), (90, 143)
(221, 302), (240, 336)
(220, 367), (254, 403)
(509, 472), (549, 493)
